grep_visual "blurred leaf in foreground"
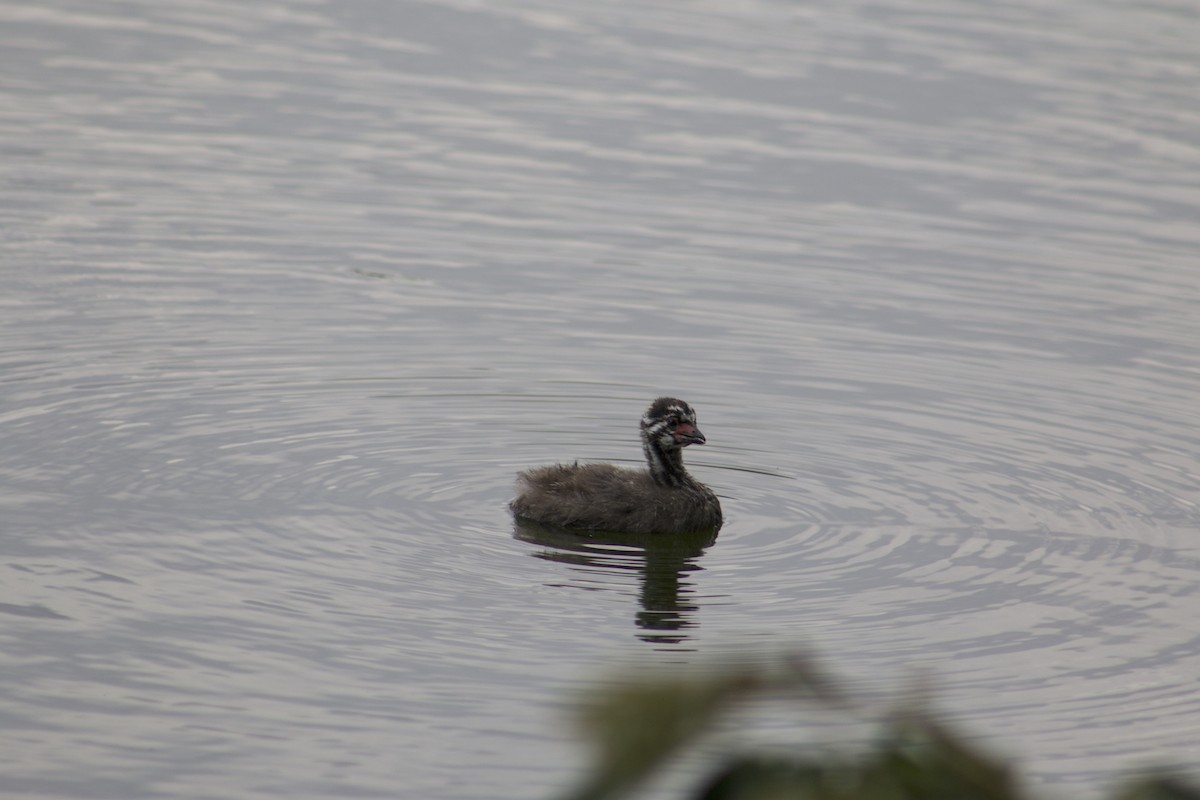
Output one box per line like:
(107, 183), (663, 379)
(564, 654), (836, 800)
(558, 653), (1200, 800)
(1115, 773), (1200, 800)
(698, 716), (1015, 800)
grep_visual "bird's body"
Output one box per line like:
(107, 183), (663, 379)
(510, 398), (722, 534)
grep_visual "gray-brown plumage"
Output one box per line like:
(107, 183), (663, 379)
(509, 398), (722, 534)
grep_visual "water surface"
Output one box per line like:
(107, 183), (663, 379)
(2, 1), (1199, 798)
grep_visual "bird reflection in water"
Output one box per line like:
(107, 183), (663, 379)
(513, 518), (719, 645)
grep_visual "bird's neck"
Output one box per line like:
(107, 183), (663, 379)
(643, 436), (691, 488)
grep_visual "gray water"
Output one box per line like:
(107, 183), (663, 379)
(3, 1), (1199, 798)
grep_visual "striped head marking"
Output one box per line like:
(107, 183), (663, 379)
(642, 397), (705, 449)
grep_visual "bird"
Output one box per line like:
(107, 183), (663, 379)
(509, 397), (722, 534)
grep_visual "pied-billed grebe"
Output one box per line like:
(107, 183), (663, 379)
(509, 397), (722, 534)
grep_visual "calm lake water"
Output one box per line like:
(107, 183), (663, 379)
(3, 1), (1199, 798)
